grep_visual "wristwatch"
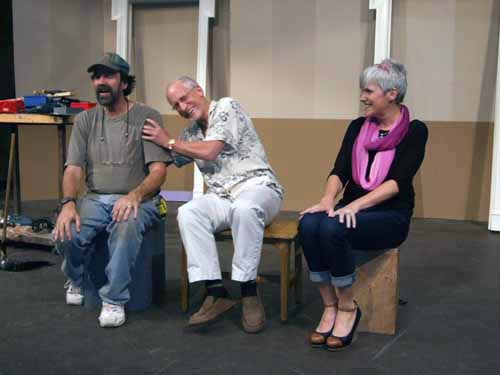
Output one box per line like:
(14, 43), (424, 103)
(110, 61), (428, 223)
(60, 197), (76, 207)
(167, 139), (176, 150)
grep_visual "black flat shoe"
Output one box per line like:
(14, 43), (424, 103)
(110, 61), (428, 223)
(309, 303), (336, 348)
(326, 301), (362, 351)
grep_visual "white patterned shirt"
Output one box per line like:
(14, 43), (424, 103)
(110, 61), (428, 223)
(172, 98), (283, 200)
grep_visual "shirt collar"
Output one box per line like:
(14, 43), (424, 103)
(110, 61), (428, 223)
(208, 100), (217, 117)
(193, 100), (217, 135)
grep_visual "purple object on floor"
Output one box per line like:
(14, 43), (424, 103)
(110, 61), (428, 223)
(160, 190), (193, 202)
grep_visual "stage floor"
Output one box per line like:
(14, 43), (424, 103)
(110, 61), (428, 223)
(0, 200), (499, 375)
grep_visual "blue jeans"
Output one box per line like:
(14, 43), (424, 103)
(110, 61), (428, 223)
(59, 193), (162, 305)
(298, 207), (411, 288)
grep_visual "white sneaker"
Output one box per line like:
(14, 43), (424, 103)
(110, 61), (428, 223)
(99, 302), (126, 328)
(65, 281), (84, 306)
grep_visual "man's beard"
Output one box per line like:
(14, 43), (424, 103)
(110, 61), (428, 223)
(95, 84), (119, 107)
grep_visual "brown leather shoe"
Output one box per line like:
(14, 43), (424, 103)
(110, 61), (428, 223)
(309, 330), (332, 347)
(188, 296), (238, 326)
(241, 295), (266, 333)
(188, 295), (215, 321)
(309, 303), (337, 348)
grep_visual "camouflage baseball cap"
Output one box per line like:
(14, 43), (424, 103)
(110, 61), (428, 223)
(87, 52), (130, 75)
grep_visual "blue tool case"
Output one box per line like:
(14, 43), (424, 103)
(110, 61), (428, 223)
(23, 95), (48, 107)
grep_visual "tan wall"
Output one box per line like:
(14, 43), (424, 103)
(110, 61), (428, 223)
(164, 118), (494, 221)
(13, 0), (109, 101)
(17, 125), (69, 201)
(161, 116), (194, 191)
(392, 0), (499, 122)
(17, 116), (493, 221)
(417, 121), (493, 221)
(230, 0), (499, 122)
(17, 116), (193, 200)
(12, 0), (111, 201)
(131, 0), (230, 108)
(103, 0), (116, 53)
(230, 0), (374, 119)
(131, 4), (198, 113)
(11, 0), (500, 222)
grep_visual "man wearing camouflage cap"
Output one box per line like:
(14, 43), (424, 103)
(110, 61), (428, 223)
(54, 52), (171, 328)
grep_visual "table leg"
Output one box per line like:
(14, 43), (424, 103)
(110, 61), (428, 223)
(11, 125), (21, 214)
(294, 240), (303, 304)
(57, 123), (67, 200)
(278, 242), (290, 322)
(180, 246), (189, 312)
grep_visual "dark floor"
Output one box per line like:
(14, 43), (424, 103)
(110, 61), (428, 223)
(1, 200), (499, 375)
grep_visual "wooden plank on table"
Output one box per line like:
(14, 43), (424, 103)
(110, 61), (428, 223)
(4, 227), (54, 247)
(0, 113), (73, 125)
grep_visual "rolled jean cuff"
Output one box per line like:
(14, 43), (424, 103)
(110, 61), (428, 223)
(309, 270), (331, 284)
(330, 272), (356, 288)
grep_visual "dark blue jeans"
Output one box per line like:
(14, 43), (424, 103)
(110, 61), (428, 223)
(298, 207), (411, 287)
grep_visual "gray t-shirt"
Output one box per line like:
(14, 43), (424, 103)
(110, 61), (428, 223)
(66, 102), (172, 194)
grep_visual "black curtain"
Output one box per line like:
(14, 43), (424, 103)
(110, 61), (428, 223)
(0, 0), (15, 190)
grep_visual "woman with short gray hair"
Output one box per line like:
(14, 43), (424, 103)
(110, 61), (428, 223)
(298, 59), (428, 351)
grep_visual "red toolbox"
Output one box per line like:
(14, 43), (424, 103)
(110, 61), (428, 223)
(70, 102), (96, 110)
(0, 98), (24, 113)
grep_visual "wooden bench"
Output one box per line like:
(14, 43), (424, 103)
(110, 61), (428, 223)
(180, 218), (302, 322)
(354, 248), (400, 335)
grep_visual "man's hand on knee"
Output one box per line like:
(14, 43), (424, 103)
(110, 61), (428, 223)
(54, 203), (80, 242)
(112, 192), (141, 222)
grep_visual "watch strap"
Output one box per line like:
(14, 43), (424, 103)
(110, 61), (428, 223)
(60, 197), (76, 206)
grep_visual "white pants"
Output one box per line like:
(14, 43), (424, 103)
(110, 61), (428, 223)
(177, 185), (282, 282)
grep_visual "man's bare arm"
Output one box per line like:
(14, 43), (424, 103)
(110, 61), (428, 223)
(54, 165), (84, 242)
(169, 139), (224, 161)
(142, 118), (225, 161)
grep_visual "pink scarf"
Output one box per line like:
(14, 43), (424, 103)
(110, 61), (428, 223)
(351, 105), (410, 191)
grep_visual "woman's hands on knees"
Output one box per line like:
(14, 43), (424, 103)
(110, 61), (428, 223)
(300, 198), (361, 229)
(329, 204), (360, 229)
(299, 196), (335, 220)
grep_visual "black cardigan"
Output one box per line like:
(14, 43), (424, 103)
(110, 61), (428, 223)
(329, 117), (428, 211)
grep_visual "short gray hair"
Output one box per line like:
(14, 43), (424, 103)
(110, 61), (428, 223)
(169, 76), (199, 91)
(360, 59), (407, 104)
